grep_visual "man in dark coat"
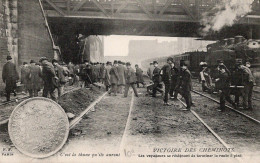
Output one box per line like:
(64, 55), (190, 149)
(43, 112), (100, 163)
(104, 62), (112, 91)
(178, 64), (192, 111)
(151, 61), (163, 97)
(215, 61), (236, 112)
(124, 62), (138, 97)
(80, 60), (93, 88)
(108, 60), (119, 96)
(52, 59), (68, 98)
(161, 57), (178, 105)
(39, 57), (57, 101)
(135, 64), (145, 88)
(2, 56), (19, 101)
(117, 61), (126, 94)
(27, 60), (42, 97)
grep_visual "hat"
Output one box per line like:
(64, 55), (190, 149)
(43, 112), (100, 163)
(153, 61), (158, 64)
(52, 59), (58, 64)
(30, 60), (35, 63)
(39, 57), (48, 62)
(235, 58), (242, 65)
(167, 57), (174, 62)
(6, 56), (12, 60)
(126, 62), (131, 66)
(23, 62), (28, 65)
(217, 59), (223, 64)
(113, 60), (118, 64)
(150, 62), (153, 65)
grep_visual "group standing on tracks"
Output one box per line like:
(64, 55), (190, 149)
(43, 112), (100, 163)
(1, 54), (257, 113)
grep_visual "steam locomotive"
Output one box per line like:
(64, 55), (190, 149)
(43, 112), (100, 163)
(142, 36), (260, 85)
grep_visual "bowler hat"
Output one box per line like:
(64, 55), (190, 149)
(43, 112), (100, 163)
(126, 62), (131, 66)
(30, 60), (35, 63)
(167, 57), (174, 62)
(39, 57), (48, 62)
(6, 55), (12, 60)
(153, 61), (158, 64)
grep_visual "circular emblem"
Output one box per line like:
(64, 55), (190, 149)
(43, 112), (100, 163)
(8, 97), (69, 158)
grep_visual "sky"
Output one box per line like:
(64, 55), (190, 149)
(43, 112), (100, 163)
(104, 35), (177, 56)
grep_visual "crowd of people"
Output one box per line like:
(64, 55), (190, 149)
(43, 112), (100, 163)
(1, 55), (256, 112)
(199, 59), (255, 111)
(1, 56), (146, 102)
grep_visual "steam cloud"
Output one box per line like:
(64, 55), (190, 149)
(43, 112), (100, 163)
(201, 0), (254, 35)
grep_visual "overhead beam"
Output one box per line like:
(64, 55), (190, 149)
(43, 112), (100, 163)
(72, 0), (87, 12)
(44, 0), (66, 16)
(179, 0), (196, 20)
(159, 0), (172, 16)
(116, 0), (129, 14)
(92, 0), (109, 17)
(46, 10), (196, 22)
(135, 0), (154, 18)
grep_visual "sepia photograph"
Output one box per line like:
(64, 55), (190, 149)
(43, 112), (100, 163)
(0, 0), (259, 162)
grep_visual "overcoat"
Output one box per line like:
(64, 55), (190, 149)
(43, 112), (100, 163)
(136, 67), (144, 83)
(2, 61), (19, 91)
(41, 61), (56, 89)
(27, 64), (42, 90)
(109, 66), (119, 84)
(125, 67), (137, 84)
(117, 65), (126, 85)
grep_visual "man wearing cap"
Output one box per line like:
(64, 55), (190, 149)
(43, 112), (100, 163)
(215, 61), (236, 112)
(147, 62), (155, 80)
(117, 61), (126, 94)
(161, 57), (178, 105)
(177, 64), (192, 110)
(52, 59), (67, 98)
(2, 56), (19, 101)
(233, 59), (255, 110)
(39, 57), (57, 101)
(108, 60), (119, 96)
(27, 60), (42, 97)
(124, 62), (138, 97)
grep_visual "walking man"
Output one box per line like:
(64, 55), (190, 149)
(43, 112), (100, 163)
(151, 61), (163, 97)
(178, 64), (192, 111)
(39, 57), (57, 101)
(124, 62), (138, 97)
(108, 61), (119, 96)
(2, 56), (19, 101)
(52, 59), (67, 98)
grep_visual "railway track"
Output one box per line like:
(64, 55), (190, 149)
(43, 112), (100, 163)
(193, 80), (260, 102)
(191, 90), (260, 124)
(177, 98), (244, 162)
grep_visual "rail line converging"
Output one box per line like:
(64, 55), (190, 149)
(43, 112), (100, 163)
(177, 98), (243, 162)
(191, 90), (260, 124)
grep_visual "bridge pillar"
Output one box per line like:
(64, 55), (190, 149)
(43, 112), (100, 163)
(247, 26), (253, 39)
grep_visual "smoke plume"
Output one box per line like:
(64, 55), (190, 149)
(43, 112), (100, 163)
(201, 0), (254, 35)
